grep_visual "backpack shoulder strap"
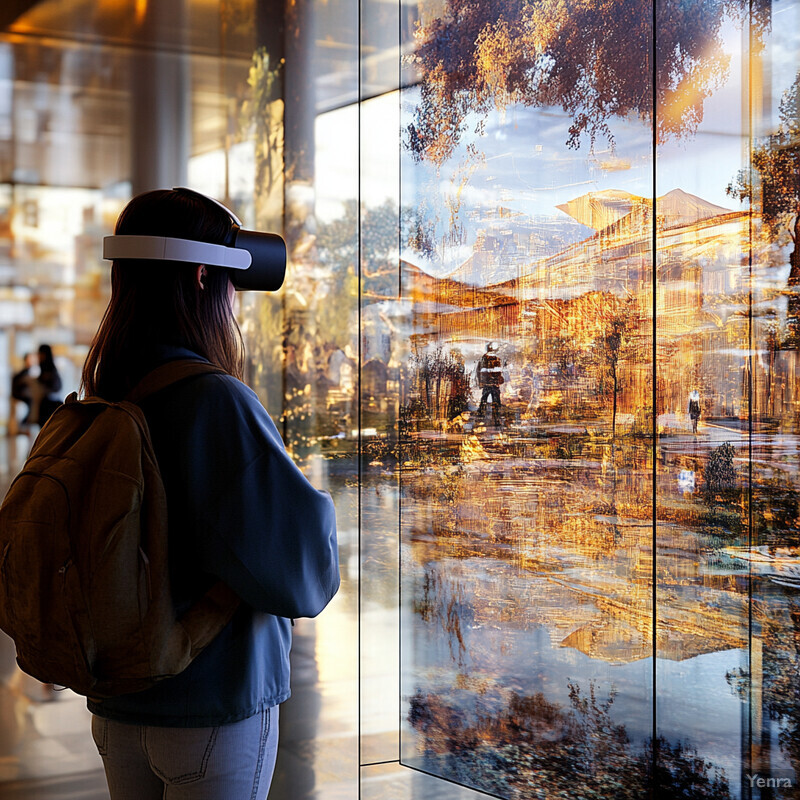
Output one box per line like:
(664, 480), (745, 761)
(125, 360), (226, 406)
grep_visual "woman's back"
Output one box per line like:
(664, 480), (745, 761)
(88, 345), (338, 727)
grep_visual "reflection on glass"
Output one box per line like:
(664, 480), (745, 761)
(655, 7), (753, 799)
(739, 2), (800, 796)
(399, 1), (800, 798)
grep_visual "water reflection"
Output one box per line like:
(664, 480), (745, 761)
(396, 425), (798, 798)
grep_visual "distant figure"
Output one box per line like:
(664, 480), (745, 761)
(10, 353), (37, 429)
(362, 357), (388, 398)
(34, 344), (63, 426)
(476, 341), (504, 423)
(10, 346), (62, 428)
(327, 344), (348, 387)
(446, 349), (470, 420)
(688, 389), (701, 434)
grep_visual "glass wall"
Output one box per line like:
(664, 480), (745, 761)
(396, 1), (800, 799)
(2, 1), (800, 799)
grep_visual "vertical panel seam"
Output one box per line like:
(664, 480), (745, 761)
(652, 0), (659, 794)
(357, 0), (364, 790)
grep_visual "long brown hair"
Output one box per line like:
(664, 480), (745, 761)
(81, 189), (245, 400)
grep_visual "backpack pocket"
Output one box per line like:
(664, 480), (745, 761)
(0, 471), (73, 648)
(59, 558), (98, 679)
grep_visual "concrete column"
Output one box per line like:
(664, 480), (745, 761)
(130, 0), (190, 195)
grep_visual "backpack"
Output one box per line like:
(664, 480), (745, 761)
(0, 360), (241, 699)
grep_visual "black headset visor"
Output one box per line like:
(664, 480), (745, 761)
(229, 229), (286, 291)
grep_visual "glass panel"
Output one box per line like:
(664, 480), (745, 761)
(654, 8), (753, 797)
(743, 1), (800, 794)
(242, 2), (361, 796)
(362, 761), (492, 799)
(399, 1), (656, 795)
(358, 88), (403, 766)
(358, 0), (420, 774)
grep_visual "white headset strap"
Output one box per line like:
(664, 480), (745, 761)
(103, 235), (251, 270)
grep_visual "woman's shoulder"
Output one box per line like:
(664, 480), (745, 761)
(145, 368), (284, 461)
(147, 348), (258, 408)
(196, 370), (262, 406)
(167, 369), (264, 418)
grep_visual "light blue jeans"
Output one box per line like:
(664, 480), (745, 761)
(91, 707), (278, 800)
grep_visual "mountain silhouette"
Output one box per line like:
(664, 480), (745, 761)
(557, 188), (731, 231)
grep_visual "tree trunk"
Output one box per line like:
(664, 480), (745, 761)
(791, 214), (800, 287)
(789, 216), (800, 347)
(612, 370), (618, 439)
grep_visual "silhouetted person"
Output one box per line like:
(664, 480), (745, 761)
(10, 353), (37, 430)
(10, 346), (62, 429)
(476, 341), (504, 424)
(34, 344), (63, 425)
(326, 344), (348, 387)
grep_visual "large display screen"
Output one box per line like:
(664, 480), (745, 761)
(397, 2), (800, 798)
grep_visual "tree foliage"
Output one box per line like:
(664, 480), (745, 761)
(311, 200), (407, 347)
(407, 681), (731, 798)
(406, 347), (471, 424)
(406, 0), (760, 164)
(728, 72), (800, 286)
(728, 72), (800, 345)
(704, 442), (737, 496)
(316, 199), (405, 299)
(240, 48), (283, 221)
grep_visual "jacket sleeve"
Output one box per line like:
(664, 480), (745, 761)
(185, 376), (340, 618)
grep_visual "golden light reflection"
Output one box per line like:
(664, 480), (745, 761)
(134, 0), (148, 26)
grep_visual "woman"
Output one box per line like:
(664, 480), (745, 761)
(82, 188), (340, 799)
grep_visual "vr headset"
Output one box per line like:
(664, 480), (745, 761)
(102, 188), (286, 291)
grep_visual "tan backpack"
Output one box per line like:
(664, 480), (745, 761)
(0, 360), (240, 699)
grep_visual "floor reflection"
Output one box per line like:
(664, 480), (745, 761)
(0, 439), (363, 800)
(0, 630), (105, 797)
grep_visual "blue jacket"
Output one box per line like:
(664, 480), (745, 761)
(88, 347), (340, 726)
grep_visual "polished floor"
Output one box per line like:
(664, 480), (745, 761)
(0, 433), (485, 800)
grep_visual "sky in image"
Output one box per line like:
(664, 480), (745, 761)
(315, 10), (800, 280)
